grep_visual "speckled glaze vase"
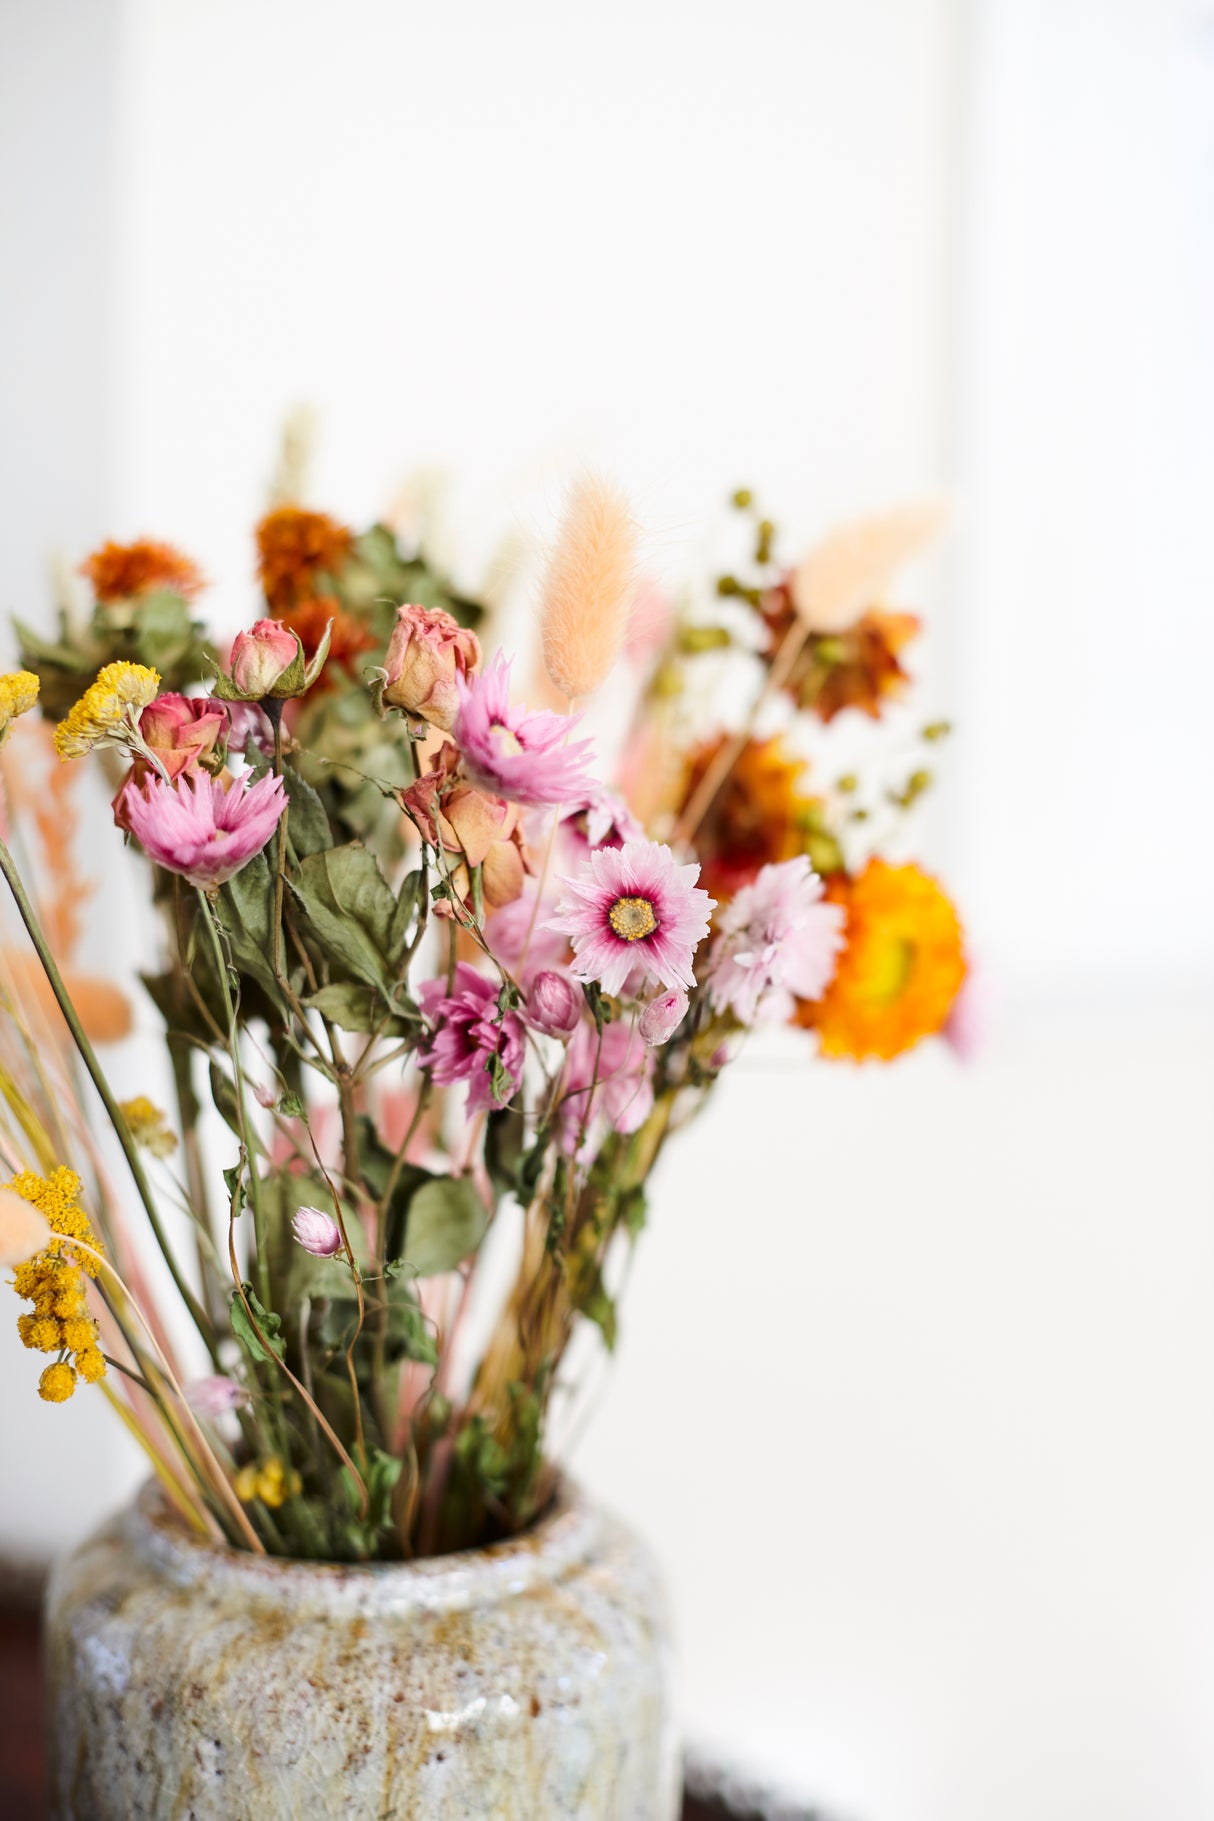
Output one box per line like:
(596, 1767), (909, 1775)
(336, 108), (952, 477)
(45, 1478), (679, 1820)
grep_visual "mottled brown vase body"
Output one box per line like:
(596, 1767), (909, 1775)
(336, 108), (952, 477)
(45, 1479), (678, 1820)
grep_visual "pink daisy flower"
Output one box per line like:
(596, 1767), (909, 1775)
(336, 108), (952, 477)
(705, 856), (844, 1026)
(418, 962), (525, 1113)
(547, 838), (715, 998)
(122, 770), (287, 891)
(558, 1018), (654, 1154)
(454, 653), (597, 809)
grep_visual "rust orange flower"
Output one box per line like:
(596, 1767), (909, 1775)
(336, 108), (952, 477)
(280, 596), (376, 694)
(763, 576), (919, 723)
(681, 735), (828, 903)
(82, 539), (205, 603)
(256, 507), (353, 612)
(800, 859), (966, 1060)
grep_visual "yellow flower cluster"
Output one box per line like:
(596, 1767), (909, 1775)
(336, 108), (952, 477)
(0, 670), (39, 747)
(235, 1456), (302, 1509)
(118, 1096), (178, 1159)
(53, 661), (161, 761)
(7, 1167), (106, 1403)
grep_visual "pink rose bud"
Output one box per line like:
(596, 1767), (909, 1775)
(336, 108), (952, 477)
(139, 693), (228, 779)
(378, 603), (480, 731)
(639, 988), (689, 1047)
(291, 1206), (343, 1257)
(527, 970), (582, 1039)
(229, 619), (302, 699)
(185, 1374), (248, 1418)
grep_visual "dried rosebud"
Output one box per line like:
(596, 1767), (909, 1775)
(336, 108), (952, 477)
(138, 693), (227, 779)
(376, 604), (480, 731)
(527, 970), (582, 1039)
(185, 1375), (248, 1419)
(216, 618), (332, 703)
(639, 987), (689, 1047)
(290, 1206), (342, 1257)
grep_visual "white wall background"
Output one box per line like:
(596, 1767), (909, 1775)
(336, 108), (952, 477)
(2, 3), (1213, 1818)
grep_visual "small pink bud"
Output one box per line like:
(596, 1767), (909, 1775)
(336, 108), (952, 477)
(527, 970), (582, 1039)
(229, 619), (301, 698)
(185, 1375), (248, 1418)
(639, 988), (688, 1046)
(291, 1206), (343, 1257)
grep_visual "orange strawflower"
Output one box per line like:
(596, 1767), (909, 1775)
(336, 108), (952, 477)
(801, 859), (966, 1060)
(256, 507), (353, 612)
(279, 595), (375, 693)
(763, 577), (919, 723)
(681, 735), (831, 902)
(83, 539), (205, 603)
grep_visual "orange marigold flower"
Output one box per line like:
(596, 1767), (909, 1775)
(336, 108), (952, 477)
(256, 508), (353, 612)
(82, 539), (205, 603)
(763, 576), (919, 723)
(680, 735), (832, 903)
(800, 859), (966, 1061)
(280, 595), (375, 693)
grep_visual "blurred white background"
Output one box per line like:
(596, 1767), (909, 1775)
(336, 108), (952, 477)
(2, 2), (1213, 1817)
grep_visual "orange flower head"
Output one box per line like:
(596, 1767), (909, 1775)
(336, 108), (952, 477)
(682, 735), (830, 902)
(280, 596), (376, 695)
(801, 859), (966, 1061)
(82, 539), (205, 604)
(763, 576), (919, 723)
(256, 508), (354, 612)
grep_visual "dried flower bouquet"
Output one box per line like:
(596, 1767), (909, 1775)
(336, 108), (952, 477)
(0, 479), (966, 1561)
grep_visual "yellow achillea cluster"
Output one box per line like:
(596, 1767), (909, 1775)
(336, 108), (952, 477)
(53, 662), (161, 761)
(118, 1096), (178, 1158)
(235, 1456), (302, 1509)
(0, 669), (40, 747)
(7, 1167), (107, 1403)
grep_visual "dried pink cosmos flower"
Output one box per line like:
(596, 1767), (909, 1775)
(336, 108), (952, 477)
(418, 962), (526, 1114)
(547, 838), (715, 998)
(706, 856), (844, 1025)
(455, 654), (596, 809)
(559, 1019), (654, 1153)
(121, 770), (287, 891)
(639, 987), (688, 1047)
(291, 1206), (343, 1257)
(185, 1374), (249, 1418)
(527, 970), (582, 1039)
(378, 603), (481, 731)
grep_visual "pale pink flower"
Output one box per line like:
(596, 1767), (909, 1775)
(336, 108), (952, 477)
(527, 970), (582, 1039)
(379, 603), (480, 731)
(547, 838), (715, 998)
(942, 967), (987, 1062)
(639, 987), (688, 1046)
(291, 1206), (343, 1257)
(185, 1374), (248, 1418)
(230, 619), (300, 697)
(706, 856), (844, 1026)
(559, 1019), (654, 1153)
(560, 786), (644, 863)
(223, 700), (275, 757)
(484, 884), (569, 986)
(418, 961), (526, 1113)
(455, 654), (596, 809)
(121, 770), (287, 891)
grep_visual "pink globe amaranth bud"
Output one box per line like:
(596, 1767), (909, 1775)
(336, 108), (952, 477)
(639, 987), (689, 1047)
(230, 619), (302, 698)
(527, 970), (582, 1039)
(380, 603), (480, 731)
(290, 1205), (343, 1257)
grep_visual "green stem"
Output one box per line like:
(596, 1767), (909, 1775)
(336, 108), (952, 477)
(0, 835), (217, 1360)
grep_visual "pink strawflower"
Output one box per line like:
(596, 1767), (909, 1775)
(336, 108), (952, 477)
(291, 1206), (343, 1257)
(122, 770), (286, 891)
(639, 987), (688, 1046)
(560, 786), (644, 861)
(527, 970), (582, 1039)
(455, 653), (596, 809)
(418, 961), (526, 1113)
(379, 603), (480, 731)
(706, 856), (844, 1026)
(547, 838), (714, 998)
(185, 1374), (249, 1418)
(559, 1018), (654, 1153)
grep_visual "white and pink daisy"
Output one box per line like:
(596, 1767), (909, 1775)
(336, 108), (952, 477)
(454, 653), (596, 809)
(121, 770), (287, 891)
(705, 856), (844, 1026)
(418, 962), (526, 1114)
(547, 838), (715, 998)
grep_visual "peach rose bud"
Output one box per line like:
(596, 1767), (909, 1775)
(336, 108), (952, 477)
(378, 604), (480, 731)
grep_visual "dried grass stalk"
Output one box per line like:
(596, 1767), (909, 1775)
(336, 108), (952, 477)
(791, 496), (951, 633)
(539, 476), (638, 701)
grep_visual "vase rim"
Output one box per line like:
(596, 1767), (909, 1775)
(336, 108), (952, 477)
(126, 1472), (604, 1618)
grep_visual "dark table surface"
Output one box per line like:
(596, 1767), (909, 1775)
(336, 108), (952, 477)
(0, 1606), (819, 1821)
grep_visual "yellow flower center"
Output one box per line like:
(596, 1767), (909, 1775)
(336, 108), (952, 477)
(491, 721), (524, 757)
(608, 895), (658, 942)
(863, 935), (916, 1003)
